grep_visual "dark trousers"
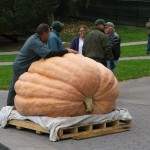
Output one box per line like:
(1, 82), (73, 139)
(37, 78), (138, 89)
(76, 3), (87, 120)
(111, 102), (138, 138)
(7, 67), (23, 106)
(90, 57), (107, 67)
(147, 35), (150, 54)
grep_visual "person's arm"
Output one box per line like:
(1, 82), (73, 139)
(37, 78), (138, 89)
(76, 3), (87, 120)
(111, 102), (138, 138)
(82, 44), (85, 56)
(70, 38), (77, 50)
(31, 38), (78, 59)
(45, 49), (78, 58)
(112, 36), (121, 60)
(45, 49), (68, 58)
(102, 36), (114, 61)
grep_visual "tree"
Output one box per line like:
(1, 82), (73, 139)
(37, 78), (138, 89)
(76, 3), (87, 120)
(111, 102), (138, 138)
(0, 0), (90, 42)
(55, 0), (90, 19)
(0, 0), (60, 42)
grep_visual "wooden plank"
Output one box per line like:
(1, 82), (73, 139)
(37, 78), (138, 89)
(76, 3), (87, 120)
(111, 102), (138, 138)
(7, 120), (49, 134)
(72, 121), (132, 140)
(73, 128), (130, 140)
(58, 120), (132, 140)
(7, 119), (132, 140)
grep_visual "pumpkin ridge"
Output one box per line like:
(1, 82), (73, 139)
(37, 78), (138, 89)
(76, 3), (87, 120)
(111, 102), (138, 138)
(51, 55), (101, 97)
(64, 54), (101, 81)
(46, 58), (88, 96)
(19, 72), (84, 100)
(30, 58), (90, 96)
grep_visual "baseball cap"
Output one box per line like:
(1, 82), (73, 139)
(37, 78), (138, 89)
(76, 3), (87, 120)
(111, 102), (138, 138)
(107, 22), (115, 28)
(95, 19), (107, 26)
(51, 21), (64, 29)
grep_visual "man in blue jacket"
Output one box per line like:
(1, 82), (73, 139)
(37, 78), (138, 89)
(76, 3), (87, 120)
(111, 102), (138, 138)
(7, 23), (78, 106)
(47, 21), (65, 51)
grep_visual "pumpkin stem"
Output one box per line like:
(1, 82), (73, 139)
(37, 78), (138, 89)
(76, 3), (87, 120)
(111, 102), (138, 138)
(83, 96), (93, 114)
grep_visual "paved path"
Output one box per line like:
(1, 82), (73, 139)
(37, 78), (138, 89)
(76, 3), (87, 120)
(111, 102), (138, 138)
(0, 40), (150, 66)
(0, 51), (19, 55)
(0, 77), (150, 150)
(1, 56), (150, 66)
(121, 41), (147, 46)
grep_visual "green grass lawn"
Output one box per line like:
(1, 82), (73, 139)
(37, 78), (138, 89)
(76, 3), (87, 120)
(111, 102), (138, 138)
(116, 59), (150, 81)
(0, 59), (150, 90)
(121, 44), (147, 57)
(0, 65), (12, 90)
(116, 25), (147, 43)
(0, 54), (17, 62)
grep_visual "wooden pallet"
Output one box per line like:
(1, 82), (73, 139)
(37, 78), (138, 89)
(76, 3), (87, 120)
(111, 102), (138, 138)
(7, 119), (132, 140)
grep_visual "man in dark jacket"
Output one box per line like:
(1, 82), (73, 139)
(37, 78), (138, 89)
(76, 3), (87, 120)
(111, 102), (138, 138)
(83, 19), (114, 66)
(105, 22), (121, 73)
(7, 23), (78, 106)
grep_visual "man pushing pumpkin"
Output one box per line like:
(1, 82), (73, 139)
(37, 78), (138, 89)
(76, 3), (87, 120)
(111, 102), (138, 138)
(7, 23), (78, 106)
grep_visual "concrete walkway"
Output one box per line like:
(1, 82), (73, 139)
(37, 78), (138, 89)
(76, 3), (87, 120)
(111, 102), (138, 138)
(0, 56), (150, 66)
(0, 51), (19, 55)
(121, 40), (147, 46)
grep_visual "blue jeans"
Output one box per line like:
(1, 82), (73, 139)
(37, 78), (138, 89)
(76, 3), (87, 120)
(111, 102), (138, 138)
(107, 60), (118, 74)
(147, 35), (150, 54)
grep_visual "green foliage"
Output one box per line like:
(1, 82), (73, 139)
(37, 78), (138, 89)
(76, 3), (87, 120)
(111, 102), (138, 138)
(121, 44), (147, 57)
(0, 0), (15, 33)
(0, 55), (17, 62)
(0, 65), (12, 90)
(0, 0), (60, 34)
(115, 60), (150, 81)
(38, 0), (90, 20)
(116, 25), (147, 43)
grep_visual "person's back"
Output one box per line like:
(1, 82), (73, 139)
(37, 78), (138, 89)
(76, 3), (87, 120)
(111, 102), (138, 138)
(47, 29), (65, 51)
(83, 28), (106, 60)
(14, 33), (48, 72)
(83, 19), (113, 66)
(47, 21), (65, 51)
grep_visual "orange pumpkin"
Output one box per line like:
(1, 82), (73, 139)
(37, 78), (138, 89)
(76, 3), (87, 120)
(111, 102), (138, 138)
(14, 53), (119, 117)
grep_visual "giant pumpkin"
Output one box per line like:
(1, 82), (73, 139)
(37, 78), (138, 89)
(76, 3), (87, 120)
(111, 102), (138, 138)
(14, 53), (119, 117)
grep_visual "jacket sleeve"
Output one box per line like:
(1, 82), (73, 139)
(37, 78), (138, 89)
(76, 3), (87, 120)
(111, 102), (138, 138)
(44, 50), (68, 58)
(30, 39), (68, 58)
(70, 38), (76, 49)
(70, 37), (78, 51)
(111, 36), (121, 60)
(102, 36), (114, 61)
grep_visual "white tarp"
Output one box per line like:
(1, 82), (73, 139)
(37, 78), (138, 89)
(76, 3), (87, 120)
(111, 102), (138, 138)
(0, 106), (132, 141)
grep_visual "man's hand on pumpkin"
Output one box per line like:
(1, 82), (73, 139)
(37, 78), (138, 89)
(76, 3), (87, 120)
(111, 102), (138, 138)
(67, 49), (79, 54)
